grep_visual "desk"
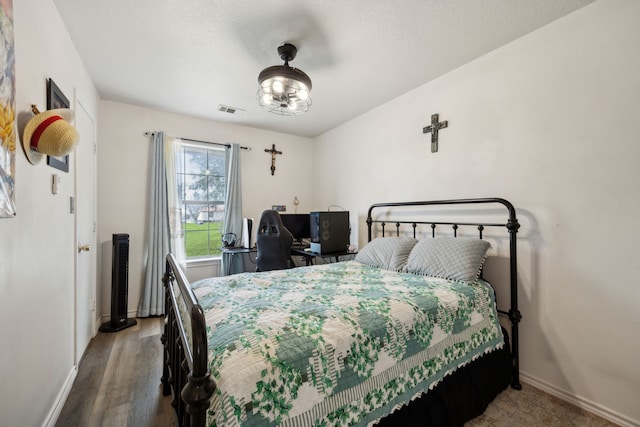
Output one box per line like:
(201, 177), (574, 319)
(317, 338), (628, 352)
(221, 246), (357, 274)
(290, 247), (357, 266)
(220, 247), (256, 275)
(221, 247), (256, 254)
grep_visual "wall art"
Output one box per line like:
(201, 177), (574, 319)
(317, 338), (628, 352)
(0, 0), (15, 217)
(46, 78), (70, 172)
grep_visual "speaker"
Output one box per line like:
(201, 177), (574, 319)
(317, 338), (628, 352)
(99, 234), (137, 332)
(242, 217), (254, 248)
(310, 211), (350, 254)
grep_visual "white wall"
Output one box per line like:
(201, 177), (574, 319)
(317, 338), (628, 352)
(312, 1), (639, 425)
(98, 101), (313, 318)
(0, 0), (99, 426)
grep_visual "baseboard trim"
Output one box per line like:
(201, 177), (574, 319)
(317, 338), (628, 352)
(93, 315), (101, 336)
(521, 372), (638, 427)
(43, 365), (77, 427)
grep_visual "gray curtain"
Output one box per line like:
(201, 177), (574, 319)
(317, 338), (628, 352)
(139, 131), (169, 317)
(165, 137), (186, 269)
(221, 143), (243, 275)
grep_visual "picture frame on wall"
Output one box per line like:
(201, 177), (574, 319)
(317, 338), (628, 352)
(46, 78), (70, 172)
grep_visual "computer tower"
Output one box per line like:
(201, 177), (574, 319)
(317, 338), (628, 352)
(310, 211), (350, 254)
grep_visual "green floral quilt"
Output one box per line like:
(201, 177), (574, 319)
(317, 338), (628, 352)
(190, 261), (504, 427)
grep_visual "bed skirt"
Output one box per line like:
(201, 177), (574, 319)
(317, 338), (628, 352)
(376, 327), (511, 427)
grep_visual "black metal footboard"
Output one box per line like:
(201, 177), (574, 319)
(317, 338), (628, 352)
(161, 254), (216, 427)
(366, 198), (522, 390)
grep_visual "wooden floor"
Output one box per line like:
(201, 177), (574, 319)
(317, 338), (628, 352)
(55, 317), (176, 427)
(56, 317), (617, 427)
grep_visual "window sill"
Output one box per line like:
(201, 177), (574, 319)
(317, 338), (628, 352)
(186, 256), (221, 267)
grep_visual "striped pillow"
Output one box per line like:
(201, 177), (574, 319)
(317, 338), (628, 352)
(355, 237), (418, 271)
(404, 237), (490, 282)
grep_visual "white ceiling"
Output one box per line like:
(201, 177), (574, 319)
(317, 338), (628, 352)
(53, 0), (595, 138)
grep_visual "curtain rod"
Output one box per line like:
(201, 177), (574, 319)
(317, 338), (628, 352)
(144, 132), (251, 150)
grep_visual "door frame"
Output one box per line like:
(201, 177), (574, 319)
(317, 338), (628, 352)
(73, 98), (98, 364)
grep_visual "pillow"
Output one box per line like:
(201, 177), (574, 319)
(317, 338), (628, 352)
(404, 237), (491, 282)
(355, 237), (418, 271)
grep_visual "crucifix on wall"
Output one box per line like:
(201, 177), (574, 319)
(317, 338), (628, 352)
(264, 144), (282, 175)
(422, 113), (448, 153)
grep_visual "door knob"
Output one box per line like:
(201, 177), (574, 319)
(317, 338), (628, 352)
(78, 244), (91, 253)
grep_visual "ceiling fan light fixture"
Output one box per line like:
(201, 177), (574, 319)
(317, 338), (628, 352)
(257, 43), (312, 116)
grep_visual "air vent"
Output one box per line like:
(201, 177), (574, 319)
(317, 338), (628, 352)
(218, 104), (244, 114)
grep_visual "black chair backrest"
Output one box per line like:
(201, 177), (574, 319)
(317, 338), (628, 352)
(255, 210), (294, 272)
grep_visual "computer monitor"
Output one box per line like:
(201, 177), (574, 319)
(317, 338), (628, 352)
(279, 213), (311, 243)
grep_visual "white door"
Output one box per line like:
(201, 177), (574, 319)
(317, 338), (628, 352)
(75, 100), (97, 363)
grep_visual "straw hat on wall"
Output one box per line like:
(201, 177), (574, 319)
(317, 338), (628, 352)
(22, 105), (79, 165)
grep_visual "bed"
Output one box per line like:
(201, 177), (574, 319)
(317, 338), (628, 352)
(161, 198), (522, 427)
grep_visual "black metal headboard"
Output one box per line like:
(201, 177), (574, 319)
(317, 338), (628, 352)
(366, 198), (522, 389)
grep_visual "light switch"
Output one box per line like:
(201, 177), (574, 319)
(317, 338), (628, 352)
(52, 174), (60, 194)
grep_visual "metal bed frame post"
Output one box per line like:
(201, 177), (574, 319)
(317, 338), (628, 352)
(366, 198), (522, 390)
(161, 266), (172, 397)
(162, 255), (217, 427)
(506, 212), (522, 389)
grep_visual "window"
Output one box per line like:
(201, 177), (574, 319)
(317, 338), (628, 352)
(176, 142), (226, 258)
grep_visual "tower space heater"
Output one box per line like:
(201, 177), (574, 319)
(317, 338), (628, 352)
(99, 233), (137, 332)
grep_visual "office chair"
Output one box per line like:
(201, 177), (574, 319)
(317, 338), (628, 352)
(255, 210), (295, 272)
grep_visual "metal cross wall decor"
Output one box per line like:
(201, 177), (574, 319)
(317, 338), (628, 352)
(264, 144), (282, 175)
(422, 113), (448, 153)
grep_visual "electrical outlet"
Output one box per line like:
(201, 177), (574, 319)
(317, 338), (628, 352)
(91, 300), (96, 311)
